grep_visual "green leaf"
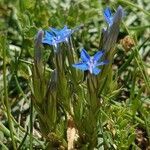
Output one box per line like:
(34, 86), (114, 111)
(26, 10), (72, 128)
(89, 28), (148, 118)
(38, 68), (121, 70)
(128, 133), (136, 146)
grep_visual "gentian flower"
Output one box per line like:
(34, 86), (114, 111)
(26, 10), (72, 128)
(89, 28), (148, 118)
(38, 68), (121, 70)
(104, 6), (123, 27)
(104, 7), (113, 27)
(42, 26), (77, 49)
(72, 49), (108, 75)
(102, 6), (124, 51)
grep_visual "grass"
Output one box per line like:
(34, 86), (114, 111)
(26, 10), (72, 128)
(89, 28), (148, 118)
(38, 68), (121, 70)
(0, 0), (150, 149)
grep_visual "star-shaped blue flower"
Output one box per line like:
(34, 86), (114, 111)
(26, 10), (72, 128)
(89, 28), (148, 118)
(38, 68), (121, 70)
(104, 6), (123, 27)
(42, 26), (77, 48)
(72, 49), (108, 75)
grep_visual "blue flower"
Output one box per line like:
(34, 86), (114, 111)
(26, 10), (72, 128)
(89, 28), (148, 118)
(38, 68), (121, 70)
(42, 26), (76, 48)
(104, 7), (113, 27)
(72, 49), (108, 75)
(104, 6), (123, 27)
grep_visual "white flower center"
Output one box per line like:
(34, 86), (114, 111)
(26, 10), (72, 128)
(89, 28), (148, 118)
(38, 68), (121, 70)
(87, 57), (96, 74)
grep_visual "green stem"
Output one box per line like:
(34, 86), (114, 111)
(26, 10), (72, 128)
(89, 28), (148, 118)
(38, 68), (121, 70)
(2, 36), (17, 150)
(30, 99), (33, 150)
(17, 127), (29, 150)
(129, 67), (136, 102)
(14, 75), (26, 137)
(0, 122), (20, 142)
(117, 0), (150, 16)
(129, 25), (150, 30)
(0, 141), (9, 150)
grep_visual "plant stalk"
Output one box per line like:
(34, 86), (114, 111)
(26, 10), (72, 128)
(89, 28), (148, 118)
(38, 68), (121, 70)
(2, 35), (17, 150)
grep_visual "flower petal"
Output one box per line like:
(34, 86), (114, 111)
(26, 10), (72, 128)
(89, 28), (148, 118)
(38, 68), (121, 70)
(104, 7), (113, 26)
(81, 49), (90, 62)
(92, 67), (101, 75)
(93, 50), (104, 62)
(42, 31), (55, 45)
(104, 7), (112, 18)
(72, 62), (88, 71)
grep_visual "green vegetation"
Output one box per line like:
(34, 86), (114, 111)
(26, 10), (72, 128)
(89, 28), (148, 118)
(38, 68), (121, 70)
(0, 0), (149, 149)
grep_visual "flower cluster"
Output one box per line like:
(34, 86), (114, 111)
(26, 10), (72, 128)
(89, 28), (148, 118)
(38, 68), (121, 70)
(41, 6), (123, 75)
